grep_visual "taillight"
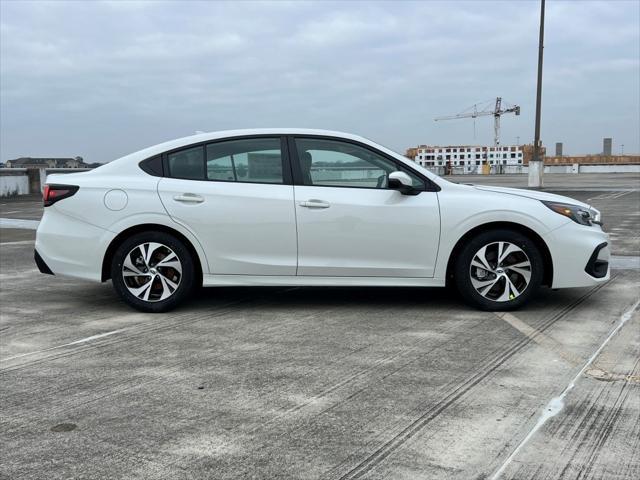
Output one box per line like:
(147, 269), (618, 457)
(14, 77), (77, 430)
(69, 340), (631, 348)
(43, 184), (79, 207)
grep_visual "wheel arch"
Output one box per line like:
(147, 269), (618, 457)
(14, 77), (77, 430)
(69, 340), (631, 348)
(101, 223), (204, 285)
(445, 221), (553, 287)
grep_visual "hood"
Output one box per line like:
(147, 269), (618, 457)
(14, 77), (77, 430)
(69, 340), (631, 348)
(472, 185), (591, 209)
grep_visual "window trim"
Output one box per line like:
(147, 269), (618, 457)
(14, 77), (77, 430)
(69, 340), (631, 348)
(287, 135), (440, 192)
(160, 135), (293, 185)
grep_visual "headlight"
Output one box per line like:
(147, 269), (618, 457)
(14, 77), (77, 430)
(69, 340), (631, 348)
(542, 201), (602, 226)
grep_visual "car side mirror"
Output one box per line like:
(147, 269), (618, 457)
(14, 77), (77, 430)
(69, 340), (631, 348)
(388, 171), (416, 195)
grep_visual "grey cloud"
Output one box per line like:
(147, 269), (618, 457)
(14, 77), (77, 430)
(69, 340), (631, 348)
(1, 0), (638, 162)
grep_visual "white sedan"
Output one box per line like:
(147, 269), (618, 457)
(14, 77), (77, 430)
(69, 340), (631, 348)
(35, 129), (610, 312)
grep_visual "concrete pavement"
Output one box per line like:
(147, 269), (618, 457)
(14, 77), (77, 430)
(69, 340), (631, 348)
(1, 173), (638, 479)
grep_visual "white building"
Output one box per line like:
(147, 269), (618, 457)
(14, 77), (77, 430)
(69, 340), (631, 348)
(411, 145), (524, 174)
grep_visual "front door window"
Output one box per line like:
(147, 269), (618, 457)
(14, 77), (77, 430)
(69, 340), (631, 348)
(293, 137), (424, 189)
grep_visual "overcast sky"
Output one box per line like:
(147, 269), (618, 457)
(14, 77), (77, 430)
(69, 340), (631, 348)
(1, 0), (638, 163)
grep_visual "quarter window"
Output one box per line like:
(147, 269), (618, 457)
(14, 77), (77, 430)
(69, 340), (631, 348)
(294, 138), (424, 189)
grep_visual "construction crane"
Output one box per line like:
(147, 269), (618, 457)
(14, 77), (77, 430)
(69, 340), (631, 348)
(434, 97), (520, 146)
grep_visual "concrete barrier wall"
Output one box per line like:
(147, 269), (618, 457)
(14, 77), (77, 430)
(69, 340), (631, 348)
(503, 166), (526, 174)
(423, 163), (640, 175)
(0, 167), (92, 196)
(543, 165), (573, 174)
(0, 167), (91, 197)
(579, 164), (640, 173)
(543, 155), (640, 165)
(0, 170), (29, 197)
(540, 164), (640, 173)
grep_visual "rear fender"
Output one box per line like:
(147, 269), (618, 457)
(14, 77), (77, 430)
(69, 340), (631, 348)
(103, 213), (210, 275)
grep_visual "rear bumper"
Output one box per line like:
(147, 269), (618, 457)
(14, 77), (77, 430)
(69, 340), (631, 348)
(35, 207), (113, 282)
(34, 249), (54, 275)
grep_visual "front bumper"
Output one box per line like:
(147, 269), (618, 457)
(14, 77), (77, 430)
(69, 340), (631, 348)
(543, 221), (610, 288)
(584, 242), (609, 279)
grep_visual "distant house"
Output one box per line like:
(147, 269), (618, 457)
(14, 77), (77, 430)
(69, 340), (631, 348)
(4, 156), (89, 168)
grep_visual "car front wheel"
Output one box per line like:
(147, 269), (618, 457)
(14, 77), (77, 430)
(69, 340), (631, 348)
(111, 231), (195, 313)
(454, 229), (543, 311)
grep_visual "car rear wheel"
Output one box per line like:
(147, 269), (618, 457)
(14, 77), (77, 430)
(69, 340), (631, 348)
(111, 231), (195, 313)
(454, 229), (543, 311)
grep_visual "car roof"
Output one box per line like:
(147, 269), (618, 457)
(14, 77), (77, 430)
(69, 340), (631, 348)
(141, 128), (373, 158)
(163, 128), (372, 147)
(96, 128), (391, 172)
(97, 128), (376, 172)
(92, 128), (444, 187)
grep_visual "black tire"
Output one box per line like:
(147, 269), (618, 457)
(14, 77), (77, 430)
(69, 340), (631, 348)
(454, 229), (543, 311)
(111, 231), (195, 313)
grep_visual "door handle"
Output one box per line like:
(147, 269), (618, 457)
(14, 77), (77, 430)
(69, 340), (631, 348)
(299, 199), (330, 209)
(173, 193), (204, 204)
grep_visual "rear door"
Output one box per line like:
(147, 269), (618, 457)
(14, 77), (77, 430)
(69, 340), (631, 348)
(157, 136), (297, 275)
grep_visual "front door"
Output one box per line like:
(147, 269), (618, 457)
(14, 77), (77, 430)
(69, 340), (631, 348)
(291, 136), (441, 277)
(157, 136), (297, 275)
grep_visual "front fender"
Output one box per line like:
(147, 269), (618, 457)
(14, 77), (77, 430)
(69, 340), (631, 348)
(434, 189), (567, 281)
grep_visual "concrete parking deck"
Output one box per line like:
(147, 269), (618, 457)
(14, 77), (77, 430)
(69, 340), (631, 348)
(1, 173), (638, 479)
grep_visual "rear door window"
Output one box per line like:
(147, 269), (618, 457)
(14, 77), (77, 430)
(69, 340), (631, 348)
(206, 138), (283, 184)
(167, 146), (205, 180)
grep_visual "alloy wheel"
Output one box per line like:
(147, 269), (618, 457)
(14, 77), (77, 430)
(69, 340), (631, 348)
(121, 242), (182, 302)
(469, 241), (532, 302)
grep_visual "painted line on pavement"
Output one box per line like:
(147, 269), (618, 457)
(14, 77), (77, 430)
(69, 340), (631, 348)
(0, 240), (36, 246)
(0, 218), (40, 230)
(495, 312), (583, 366)
(610, 255), (640, 270)
(1, 329), (127, 362)
(489, 299), (640, 480)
